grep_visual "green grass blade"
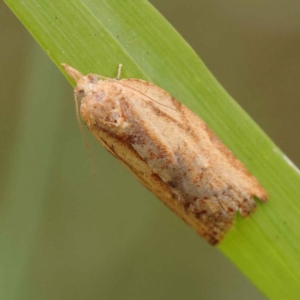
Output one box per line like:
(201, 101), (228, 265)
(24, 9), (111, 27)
(4, 0), (300, 298)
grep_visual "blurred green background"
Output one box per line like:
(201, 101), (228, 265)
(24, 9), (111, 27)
(1, 0), (299, 299)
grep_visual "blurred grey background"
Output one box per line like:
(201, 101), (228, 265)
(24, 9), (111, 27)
(1, 0), (299, 299)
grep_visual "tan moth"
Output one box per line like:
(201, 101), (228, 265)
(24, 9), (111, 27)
(62, 63), (268, 245)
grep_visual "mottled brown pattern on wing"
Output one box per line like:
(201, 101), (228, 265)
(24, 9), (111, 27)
(63, 64), (268, 245)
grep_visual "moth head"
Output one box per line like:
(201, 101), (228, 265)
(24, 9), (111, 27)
(74, 75), (100, 102)
(80, 84), (127, 130)
(61, 64), (100, 102)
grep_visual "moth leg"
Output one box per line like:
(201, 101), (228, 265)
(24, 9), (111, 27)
(116, 63), (123, 80)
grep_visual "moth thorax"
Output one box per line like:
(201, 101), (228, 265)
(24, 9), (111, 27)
(83, 92), (124, 127)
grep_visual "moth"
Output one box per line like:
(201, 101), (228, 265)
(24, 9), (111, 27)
(62, 63), (268, 245)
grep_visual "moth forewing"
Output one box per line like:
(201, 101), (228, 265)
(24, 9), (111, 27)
(62, 64), (268, 245)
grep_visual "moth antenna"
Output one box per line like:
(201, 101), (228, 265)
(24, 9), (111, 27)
(117, 63), (123, 80)
(74, 92), (95, 177)
(114, 65), (175, 111)
(121, 83), (177, 112)
(96, 75), (110, 80)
